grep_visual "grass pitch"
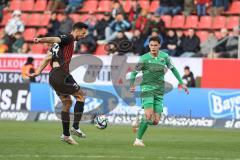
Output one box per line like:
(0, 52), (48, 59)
(0, 121), (240, 160)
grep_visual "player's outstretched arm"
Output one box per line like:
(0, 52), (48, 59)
(171, 67), (189, 95)
(34, 37), (61, 44)
(28, 51), (52, 77)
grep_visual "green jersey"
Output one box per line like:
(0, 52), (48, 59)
(130, 51), (183, 97)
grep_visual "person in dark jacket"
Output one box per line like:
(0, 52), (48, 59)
(46, 12), (60, 36)
(182, 66), (195, 87)
(165, 29), (178, 56)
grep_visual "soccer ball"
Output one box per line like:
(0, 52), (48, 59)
(94, 115), (108, 129)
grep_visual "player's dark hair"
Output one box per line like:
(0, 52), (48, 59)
(149, 36), (161, 44)
(184, 66), (190, 70)
(72, 22), (88, 31)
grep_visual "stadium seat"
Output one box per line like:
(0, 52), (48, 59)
(139, 0), (150, 10)
(80, 0), (98, 12)
(121, 0), (132, 13)
(184, 15), (198, 29)
(171, 15), (185, 28)
(9, 0), (21, 10)
(214, 31), (222, 39)
(70, 14), (81, 23)
(39, 14), (51, 27)
(79, 14), (90, 22)
(212, 16), (226, 29)
(34, 0), (47, 11)
(95, 45), (107, 55)
(31, 44), (44, 54)
(21, 0), (34, 11)
(21, 13), (29, 26)
(196, 31), (209, 43)
(0, 12), (11, 26)
(160, 15), (172, 28)
(198, 16), (212, 29)
(96, 14), (104, 20)
(227, 16), (239, 29)
(149, 0), (159, 13)
(98, 0), (112, 12)
(23, 28), (36, 41)
(36, 28), (47, 36)
(227, 1), (240, 14)
(27, 14), (41, 26)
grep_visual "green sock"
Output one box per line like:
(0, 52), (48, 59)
(137, 118), (153, 140)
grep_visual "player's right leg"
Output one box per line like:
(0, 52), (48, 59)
(59, 94), (78, 145)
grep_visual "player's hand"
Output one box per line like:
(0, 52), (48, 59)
(130, 85), (136, 93)
(27, 72), (40, 78)
(33, 37), (41, 43)
(178, 84), (189, 95)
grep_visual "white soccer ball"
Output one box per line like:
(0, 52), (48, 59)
(94, 115), (108, 129)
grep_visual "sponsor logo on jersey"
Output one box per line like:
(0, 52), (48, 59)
(209, 91), (240, 119)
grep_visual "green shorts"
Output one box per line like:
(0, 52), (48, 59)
(141, 95), (163, 114)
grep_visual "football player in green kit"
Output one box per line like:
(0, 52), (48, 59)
(130, 36), (189, 147)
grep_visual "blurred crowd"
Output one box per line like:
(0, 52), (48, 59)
(0, 0), (239, 58)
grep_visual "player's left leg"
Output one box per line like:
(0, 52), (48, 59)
(152, 95), (163, 125)
(70, 89), (86, 138)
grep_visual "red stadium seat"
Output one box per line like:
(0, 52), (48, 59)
(21, 0), (34, 11)
(139, 0), (150, 10)
(96, 14), (104, 20)
(23, 28), (36, 41)
(34, 0), (47, 11)
(95, 45), (107, 55)
(36, 28), (47, 36)
(21, 13), (29, 26)
(98, 0), (112, 12)
(80, 0), (98, 12)
(228, 1), (240, 14)
(184, 15), (198, 29)
(214, 31), (222, 39)
(149, 0), (159, 13)
(171, 15), (185, 28)
(196, 31), (209, 43)
(227, 16), (239, 29)
(39, 14), (51, 26)
(160, 15), (172, 28)
(9, 0), (21, 10)
(212, 16), (226, 29)
(70, 14), (81, 23)
(31, 44), (44, 54)
(0, 12), (11, 26)
(79, 14), (90, 22)
(27, 14), (41, 26)
(198, 16), (212, 29)
(121, 0), (132, 13)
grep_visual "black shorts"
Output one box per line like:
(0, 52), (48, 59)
(49, 67), (80, 95)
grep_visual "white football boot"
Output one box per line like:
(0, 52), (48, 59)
(60, 134), (78, 145)
(70, 127), (86, 138)
(133, 138), (145, 147)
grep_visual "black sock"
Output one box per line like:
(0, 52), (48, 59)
(61, 111), (70, 136)
(72, 101), (84, 130)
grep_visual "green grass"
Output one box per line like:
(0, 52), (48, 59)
(0, 121), (240, 160)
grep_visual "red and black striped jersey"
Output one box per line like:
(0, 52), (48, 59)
(50, 34), (74, 73)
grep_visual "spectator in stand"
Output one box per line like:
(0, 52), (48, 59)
(85, 12), (97, 35)
(131, 29), (145, 55)
(21, 57), (36, 83)
(46, 0), (67, 13)
(134, 9), (149, 36)
(105, 13), (131, 42)
(211, 0), (225, 16)
(182, 66), (196, 87)
(46, 12), (60, 37)
(181, 28), (201, 57)
(195, 0), (209, 16)
(111, 0), (126, 19)
(171, 0), (184, 15)
(183, 0), (194, 16)
(214, 28), (229, 58)
(200, 31), (218, 57)
(65, 0), (83, 14)
(75, 34), (97, 54)
(165, 29), (178, 56)
(0, 0), (8, 22)
(93, 12), (112, 42)
(0, 30), (8, 53)
(156, 0), (172, 15)
(11, 32), (25, 53)
(5, 10), (25, 36)
(225, 26), (239, 58)
(146, 13), (166, 37)
(175, 29), (185, 56)
(128, 0), (142, 22)
(108, 31), (130, 55)
(58, 13), (74, 34)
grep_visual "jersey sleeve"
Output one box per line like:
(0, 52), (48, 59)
(165, 55), (174, 69)
(58, 34), (73, 46)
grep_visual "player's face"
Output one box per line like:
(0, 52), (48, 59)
(149, 41), (160, 54)
(74, 28), (87, 41)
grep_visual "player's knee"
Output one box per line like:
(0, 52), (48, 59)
(145, 114), (152, 121)
(62, 99), (72, 112)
